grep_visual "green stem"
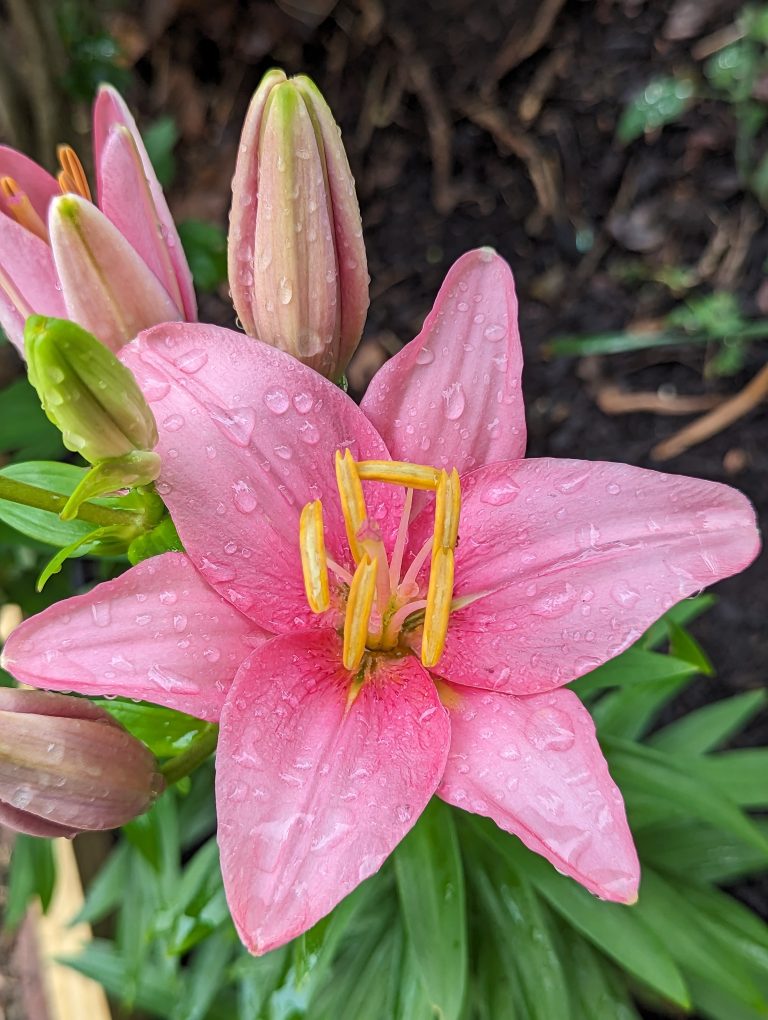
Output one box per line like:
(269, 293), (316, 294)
(160, 725), (219, 785)
(0, 476), (141, 528)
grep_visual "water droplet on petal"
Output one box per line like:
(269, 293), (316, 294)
(163, 414), (185, 432)
(174, 349), (208, 374)
(233, 479), (258, 514)
(480, 478), (520, 506)
(207, 404), (256, 447)
(442, 381), (465, 420)
(483, 323), (507, 342)
(416, 347), (434, 366)
(298, 421), (320, 445)
(90, 601), (111, 627)
(292, 392), (313, 414)
(525, 706), (576, 752)
(264, 389), (290, 415)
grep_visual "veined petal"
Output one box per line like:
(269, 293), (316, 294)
(216, 630), (450, 954)
(1, 553), (259, 720)
(0, 146), (59, 220)
(0, 216), (66, 353)
(438, 684), (639, 903)
(49, 195), (180, 350)
(98, 125), (185, 316)
(121, 323), (403, 632)
(361, 249), (525, 475)
(428, 459), (760, 695)
(93, 85), (197, 320)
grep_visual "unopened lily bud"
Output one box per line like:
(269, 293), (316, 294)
(25, 315), (159, 462)
(228, 69), (369, 381)
(0, 689), (163, 837)
(49, 194), (180, 352)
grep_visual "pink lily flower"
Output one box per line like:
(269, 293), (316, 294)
(0, 85), (195, 354)
(1, 249), (759, 955)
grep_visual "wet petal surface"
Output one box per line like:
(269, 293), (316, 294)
(216, 630), (450, 954)
(2, 553), (259, 720)
(438, 684), (639, 903)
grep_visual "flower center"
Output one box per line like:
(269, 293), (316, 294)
(299, 451), (462, 672)
(1, 146), (91, 244)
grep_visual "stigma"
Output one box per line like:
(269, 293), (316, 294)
(299, 453), (461, 672)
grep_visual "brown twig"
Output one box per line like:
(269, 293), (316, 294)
(651, 362), (768, 461)
(596, 385), (725, 416)
(483, 0), (568, 96)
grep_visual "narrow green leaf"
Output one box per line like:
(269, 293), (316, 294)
(102, 699), (209, 758)
(649, 690), (768, 754)
(60, 940), (180, 1018)
(573, 649), (698, 697)
(692, 750), (768, 808)
(640, 596), (716, 649)
(635, 819), (768, 883)
(394, 799), (467, 1020)
(605, 739), (768, 854)
(667, 620), (713, 675)
(466, 817), (690, 1008)
(0, 462), (95, 547)
(173, 929), (235, 1020)
(0, 376), (65, 461)
(592, 675), (693, 739)
(634, 870), (766, 1011)
(561, 928), (642, 1020)
(69, 841), (130, 925)
(6, 835), (56, 928)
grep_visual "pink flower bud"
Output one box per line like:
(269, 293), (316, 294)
(228, 69), (369, 381)
(0, 689), (163, 838)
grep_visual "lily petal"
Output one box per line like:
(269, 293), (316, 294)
(0, 146), (59, 220)
(1, 553), (259, 720)
(361, 249), (525, 475)
(0, 216), (66, 353)
(438, 684), (639, 902)
(121, 323), (403, 631)
(98, 125), (185, 316)
(216, 630), (450, 954)
(49, 195), (181, 350)
(0, 800), (80, 838)
(93, 85), (197, 320)
(427, 459), (760, 695)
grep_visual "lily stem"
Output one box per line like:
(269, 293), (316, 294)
(160, 724), (219, 785)
(0, 476), (141, 528)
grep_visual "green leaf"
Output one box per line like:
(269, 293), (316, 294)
(592, 674), (693, 740)
(102, 700), (209, 757)
(606, 739), (768, 854)
(640, 595), (717, 649)
(143, 116), (178, 188)
(70, 841), (130, 925)
(667, 620), (713, 675)
(649, 690), (768, 754)
(60, 939), (180, 1018)
(467, 817), (690, 1008)
(6, 835), (56, 928)
(173, 929), (235, 1020)
(178, 220), (228, 292)
(472, 861), (571, 1020)
(128, 515), (184, 564)
(617, 75), (697, 144)
(0, 462), (96, 547)
(573, 649), (698, 698)
(692, 750), (768, 808)
(634, 870), (767, 1011)
(0, 377), (65, 461)
(635, 819), (768, 883)
(394, 799), (467, 1020)
(561, 928), (642, 1020)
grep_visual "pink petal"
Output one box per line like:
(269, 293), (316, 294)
(0, 799), (81, 838)
(361, 249), (525, 475)
(431, 459), (760, 695)
(216, 630), (450, 954)
(0, 146), (59, 220)
(93, 86), (196, 320)
(0, 216), (66, 353)
(49, 195), (180, 350)
(1, 553), (259, 720)
(438, 684), (639, 903)
(121, 323), (403, 631)
(97, 126), (185, 317)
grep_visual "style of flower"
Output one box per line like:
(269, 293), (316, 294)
(2, 250), (759, 955)
(0, 85), (195, 354)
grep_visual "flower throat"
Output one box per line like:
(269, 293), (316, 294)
(299, 451), (461, 671)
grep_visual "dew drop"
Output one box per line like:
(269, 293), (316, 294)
(483, 323), (507, 342)
(90, 601), (111, 627)
(141, 375), (170, 402)
(274, 444), (293, 461)
(480, 478), (520, 506)
(174, 349), (208, 374)
(163, 414), (185, 432)
(207, 404), (256, 447)
(525, 706), (576, 752)
(298, 421), (320, 445)
(233, 479), (258, 514)
(442, 381), (465, 420)
(292, 392), (314, 414)
(264, 389), (290, 415)
(415, 347), (434, 366)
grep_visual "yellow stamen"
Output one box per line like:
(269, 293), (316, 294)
(421, 546), (455, 668)
(335, 449), (367, 563)
(356, 460), (441, 490)
(299, 500), (330, 613)
(433, 468), (461, 550)
(57, 145), (92, 201)
(343, 555), (378, 671)
(0, 177), (48, 242)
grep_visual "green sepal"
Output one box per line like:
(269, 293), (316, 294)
(37, 523), (130, 590)
(128, 515), (184, 564)
(60, 451), (161, 521)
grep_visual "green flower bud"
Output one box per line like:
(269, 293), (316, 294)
(25, 315), (158, 462)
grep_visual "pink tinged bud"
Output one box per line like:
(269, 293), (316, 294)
(93, 85), (197, 322)
(0, 689), (162, 838)
(48, 194), (181, 352)
(228, 70), (369, 380)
